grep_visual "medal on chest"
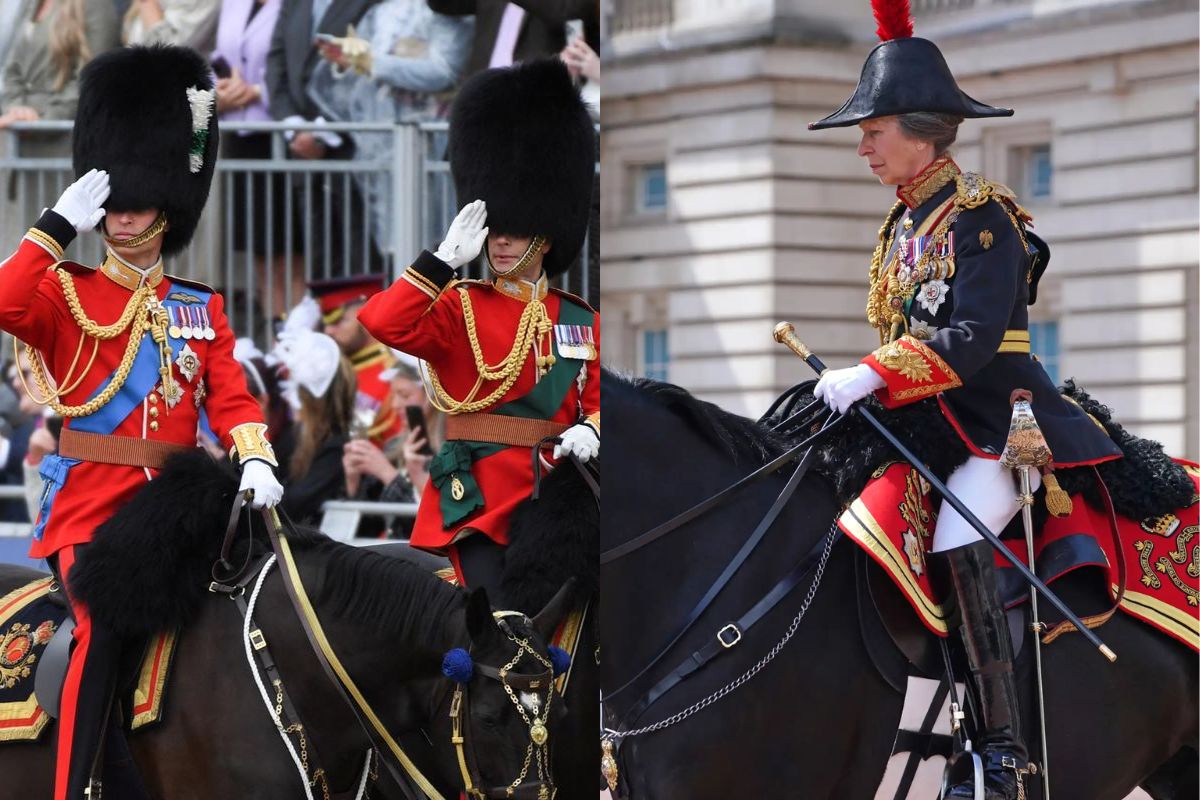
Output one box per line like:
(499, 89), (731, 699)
(553, 324), (596, 361)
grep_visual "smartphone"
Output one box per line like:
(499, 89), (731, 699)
(211, 56), (232, 79)
(404, 406), (434, 456)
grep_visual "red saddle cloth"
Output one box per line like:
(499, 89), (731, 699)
(838, 460), (1199, 651)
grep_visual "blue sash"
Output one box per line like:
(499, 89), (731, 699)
(33, 281), (212, 541)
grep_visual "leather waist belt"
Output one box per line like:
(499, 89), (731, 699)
(444, 414), (569, 448)
(59, 428), (193, 470)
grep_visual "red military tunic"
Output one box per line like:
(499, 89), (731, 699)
(358, 251), (600, 554)
(350, 341), (403, 445)
(0, 211), (268, 559)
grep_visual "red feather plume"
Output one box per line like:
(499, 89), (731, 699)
(872, 0), (914, 41)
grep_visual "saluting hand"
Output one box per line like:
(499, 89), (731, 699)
(433, 199), (489, 269)
(52, 169), (110, 233)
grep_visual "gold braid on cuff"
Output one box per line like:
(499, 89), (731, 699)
(230, 423), (278, 467)
(104, 213), (167, 249)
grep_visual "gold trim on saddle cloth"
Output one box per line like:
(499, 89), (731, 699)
(1115, 585), (1200, 648)
(839, 499), (950, 634)
(0, 577), (55, 742)
(131, 630), (178, 730)
(553, 602), (588, 695)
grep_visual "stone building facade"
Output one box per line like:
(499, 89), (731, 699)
(601, 0), (1198, 458)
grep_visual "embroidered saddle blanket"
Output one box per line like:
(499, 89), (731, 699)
(0, 577), (177, 743)
(838, 461), (1200, 651)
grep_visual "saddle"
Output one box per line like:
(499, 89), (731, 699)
(0, 576), (177, 744)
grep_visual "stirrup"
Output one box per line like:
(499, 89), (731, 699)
(940, 743), (984, 800)
(83, 779), (102, 799)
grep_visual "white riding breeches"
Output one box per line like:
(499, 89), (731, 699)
(932, 455), (1042, 552)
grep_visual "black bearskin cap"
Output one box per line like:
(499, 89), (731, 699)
(809, 37), (1012, 130)
(73, 45), (218, 256)
(447, 59), (594, 278)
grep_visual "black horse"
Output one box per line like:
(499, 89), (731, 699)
(601, 370), (1198, 799)
(0, 451), (572, 799)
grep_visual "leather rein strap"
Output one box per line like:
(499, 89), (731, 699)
(605, 411), (845, 703)
(600, 411), (841, 565)
(262, 507), (446, 800)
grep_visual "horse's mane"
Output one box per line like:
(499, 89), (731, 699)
(604, 368), (785, 464)
(70, 450), (467, 641)
(285, 529), (463, 647)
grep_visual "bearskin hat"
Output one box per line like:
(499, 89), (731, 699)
(447, 59), (595, 279)
(808, 0), (1012, 130)
(72, 45), (218, 256)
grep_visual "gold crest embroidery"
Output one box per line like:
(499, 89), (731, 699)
(980, 230), (994, 249)
(873, 343), (933, 383)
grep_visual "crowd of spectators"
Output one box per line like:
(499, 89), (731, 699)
(0, 0), (599, 537)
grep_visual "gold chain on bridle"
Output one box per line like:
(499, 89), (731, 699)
(496, 635), (555, 797)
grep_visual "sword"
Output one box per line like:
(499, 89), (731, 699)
(999, 390), (1052, 800)
(772, 322), (1117, 663)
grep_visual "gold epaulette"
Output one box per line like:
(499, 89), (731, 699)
(955, 172), (1033, 223)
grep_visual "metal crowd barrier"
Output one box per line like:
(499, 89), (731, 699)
(1, 120), (598, 348)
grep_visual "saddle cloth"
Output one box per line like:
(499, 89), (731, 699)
(0, 577), (177, 743)
(838, 461), (1199, 651)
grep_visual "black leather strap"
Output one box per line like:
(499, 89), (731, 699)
(601, 414), (843, 565)
(620, 530), (840, 728)
(891, 677), (952, 800)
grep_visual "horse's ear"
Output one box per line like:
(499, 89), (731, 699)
(532, 578), (576, 641)
(465, 587), (494, 642)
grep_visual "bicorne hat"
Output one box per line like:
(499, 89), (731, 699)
(73, 46), (218, 256)
(809, 0), (1013, 130)
(447, 59), (595, 279)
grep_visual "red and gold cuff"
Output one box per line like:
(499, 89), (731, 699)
(862, 335), (962, 408)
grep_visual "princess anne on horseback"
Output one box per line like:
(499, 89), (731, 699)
(0, 46), (283, 798)
(600, 1), (1198, 797)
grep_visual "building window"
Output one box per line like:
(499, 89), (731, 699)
(642, 328), (669, 381)
(1030, 321), (1060, 385)
(634, 162), (667, 214)
(1013, 144), (1052, 201)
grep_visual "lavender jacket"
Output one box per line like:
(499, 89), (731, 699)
(212, 0), (282, 128)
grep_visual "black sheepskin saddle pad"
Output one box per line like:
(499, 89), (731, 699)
(500, 459), (598, 616)
(768, 379), (1194, 524)
(69, 451), (251, 638)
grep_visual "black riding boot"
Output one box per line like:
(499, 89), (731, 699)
(940, 540), (1030, 800)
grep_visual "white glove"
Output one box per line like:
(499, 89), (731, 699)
(553, 423), (599, 463)
(433, 199), (488, 269)
(239, 459), (284, 509)
(52, 169), (110, 233)
(813, 363), (886, 414)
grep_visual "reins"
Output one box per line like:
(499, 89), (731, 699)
(603, 395), (845, 717)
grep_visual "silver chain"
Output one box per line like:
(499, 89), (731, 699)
(604, 521), (839, 739)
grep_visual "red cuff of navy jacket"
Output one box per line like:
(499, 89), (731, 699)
(862, 334), (963, 408)
(25, 209), (76, 258)
(399, 251), (457, 300)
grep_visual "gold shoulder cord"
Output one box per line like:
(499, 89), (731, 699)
(866, 200), (907, 345)
(423, 287), (553, 414)
(16, 267), (169, 418)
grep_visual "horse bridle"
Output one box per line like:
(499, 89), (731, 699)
(447, 612), (559, 800)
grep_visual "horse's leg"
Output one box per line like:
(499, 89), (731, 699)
(1140, 746), (1199, 800)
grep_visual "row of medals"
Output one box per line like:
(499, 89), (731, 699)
(165, 305), (216, 341)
